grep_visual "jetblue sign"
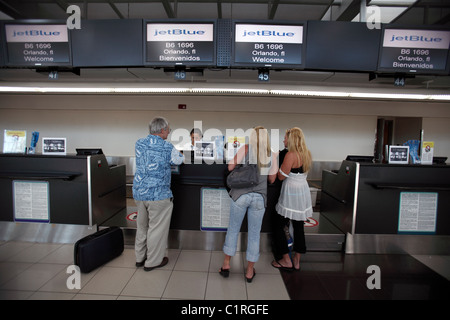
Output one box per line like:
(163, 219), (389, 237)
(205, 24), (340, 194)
(235, 24), (303, 44)
(145, 23), (215, 66)
(4, 24), (70, 67)
(383, 29), (450, 49)
(233, 24), (304, 68)
(147, 24), (213, 42)
(5, 24), (68, 42)
(379, 29), (450, 74)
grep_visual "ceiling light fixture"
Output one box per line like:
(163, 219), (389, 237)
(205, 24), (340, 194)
(0, 86), (449, 101)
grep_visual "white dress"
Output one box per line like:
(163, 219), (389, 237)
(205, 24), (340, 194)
(275, 169), (313, 221)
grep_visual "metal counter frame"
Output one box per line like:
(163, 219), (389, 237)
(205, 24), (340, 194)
(0, 153), (126, 242)
(321, 160), (450, 255)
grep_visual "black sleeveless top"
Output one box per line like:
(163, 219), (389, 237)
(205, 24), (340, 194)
(290, 166), (304, 174)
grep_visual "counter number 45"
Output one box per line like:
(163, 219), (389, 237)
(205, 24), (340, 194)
(258, 69), (270, 82)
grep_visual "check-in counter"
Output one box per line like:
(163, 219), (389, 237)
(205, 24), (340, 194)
(321, 160), (450, 254)
(162, 162), (345, 251)
(101, 157), (344, 250)
(170, 162), (276, 232)
(0, 153), (126, 227)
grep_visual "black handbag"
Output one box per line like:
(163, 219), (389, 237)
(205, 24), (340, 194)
(226, 163), (259, 189)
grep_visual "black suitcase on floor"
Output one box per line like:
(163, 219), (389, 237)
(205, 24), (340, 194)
(74, 226), (124, 273)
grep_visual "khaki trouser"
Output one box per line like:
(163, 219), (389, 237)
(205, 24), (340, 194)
(135, 198), (173, 268)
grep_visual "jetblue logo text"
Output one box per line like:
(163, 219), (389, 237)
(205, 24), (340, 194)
(147, 24), (214, 42)
(390, 35), (442, 43)
(12, 30), (60, 38)
(235, 24), (303, 44)
(242, 30), (295, 38)
(383, 29), (450, 49)
(153, 29), (205, 37)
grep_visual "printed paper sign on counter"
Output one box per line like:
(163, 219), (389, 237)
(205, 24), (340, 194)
(3, 130), (26, 153)
(421, 141), (434, 165)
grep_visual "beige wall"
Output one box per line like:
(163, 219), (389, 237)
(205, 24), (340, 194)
(1, 93), (449, 161)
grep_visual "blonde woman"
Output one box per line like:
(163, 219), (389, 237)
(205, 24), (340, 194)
(272, 127), (313, 271)
(220, 126), (277, 282)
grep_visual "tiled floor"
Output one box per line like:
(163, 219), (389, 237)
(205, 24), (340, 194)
(1, 240), (449, 300)
(279, 251), (450, 300)
(0, 241), (289, 300)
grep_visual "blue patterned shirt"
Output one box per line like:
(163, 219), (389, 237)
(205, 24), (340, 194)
(133, 135), (184, 201)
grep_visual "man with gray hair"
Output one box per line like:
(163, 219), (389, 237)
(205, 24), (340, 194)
(133, 117), (184, 271)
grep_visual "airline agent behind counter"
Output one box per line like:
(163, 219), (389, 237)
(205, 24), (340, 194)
(179, 128), (203, 163)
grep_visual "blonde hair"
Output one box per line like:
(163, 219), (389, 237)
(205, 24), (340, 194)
(286, 127), (312, 173)
(249, 126), (271, 169)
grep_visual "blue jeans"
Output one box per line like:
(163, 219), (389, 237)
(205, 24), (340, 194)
(223, 192), (265, 262)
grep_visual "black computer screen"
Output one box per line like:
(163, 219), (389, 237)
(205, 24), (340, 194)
(305, 21), (381, 72)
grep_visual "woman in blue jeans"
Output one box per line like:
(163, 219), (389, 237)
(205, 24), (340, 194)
(220, 126), (277, 282)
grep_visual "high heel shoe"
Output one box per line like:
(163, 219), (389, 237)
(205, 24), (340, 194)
(245, 268), (256, 283)
(219, 267), (230, 278)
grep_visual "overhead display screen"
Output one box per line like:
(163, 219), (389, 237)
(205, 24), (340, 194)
(378, 28), (450, 74)
(305, 21), (380, 72)
(72, 19), (143, 67)
(145, 22), (215, 66)
(232, 22), (305, 69)
(3, 23), (71, 67)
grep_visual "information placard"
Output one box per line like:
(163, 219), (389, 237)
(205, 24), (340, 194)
(421, 141), (434, 165)
(398, 192), (437, 234)
(200, 187), (231, 231)
(42, 137), (66, 155)
(3, 23), (71, 67)
(388, 145), (409, 164)
(145, 22), (215, 66)
(194, 141), (215, 162)
(13, 181), (50, 223)
(378, 28), (450, 74)
(3, 130), (26, 153)
(233, 23), (304, 69)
